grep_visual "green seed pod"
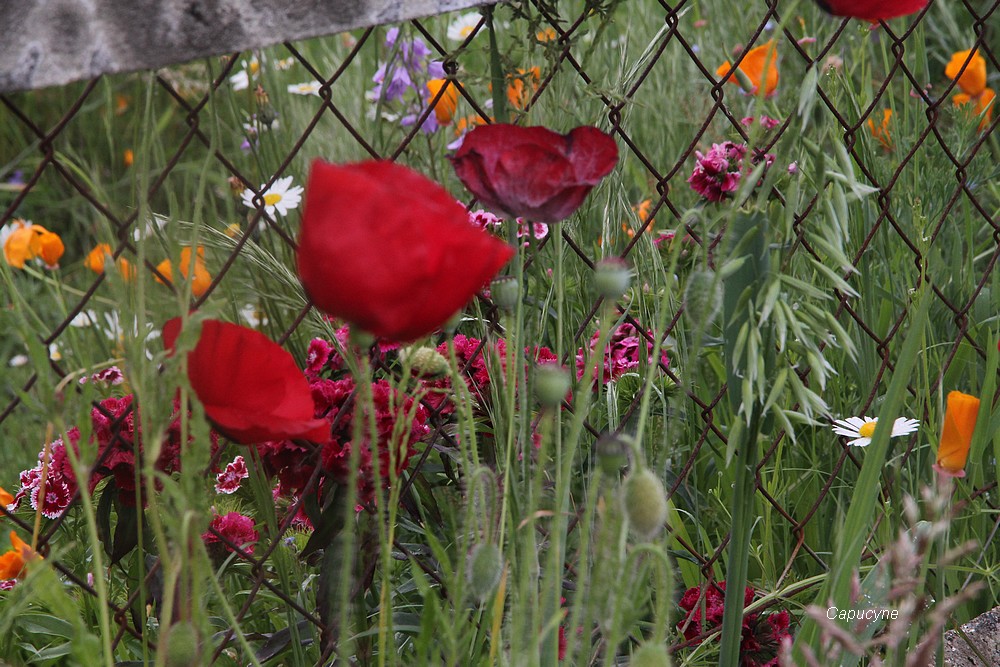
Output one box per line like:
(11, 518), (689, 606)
(630, 642), (671, 667)
(402, 346), (450, 378)
(534, 363), (571, 408)
(595, 433), (630, 475)
(684, 269), (722, 330)
(595, 257), (632, 299)
(491, 276), (520, 313)
(467, 542), (504, 603)
(162, 621), (202, 667)
(623, 469), (668, 540)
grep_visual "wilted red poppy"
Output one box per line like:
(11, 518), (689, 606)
(449, 124), (619, 222)
(813, 0), (927, 21)
(164, 318), (330, 445)
(297, 159), (514, 342)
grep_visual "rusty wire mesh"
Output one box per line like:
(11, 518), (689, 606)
(2, 0), (999, 661)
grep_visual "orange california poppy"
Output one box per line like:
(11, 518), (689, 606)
(0, 487), (12, 509)
(426, 79), (459, 126)
(945, 50), (987, 97)
(85, 243), (135, 281)
(953, 87), (995, 131)
(716, 41), (779, 97)
(3, 220), (64, 269)
(123, 149), (134, 167)
(867, 109), (893, 149)
(156, 246), (212, 297)
(934, 390), (980, 477)
(536, 27), (558, 42)
(506, 67), (541, 109)
(0, 531), (38, 580)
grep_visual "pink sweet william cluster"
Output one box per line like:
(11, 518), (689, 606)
(202, 511), (258, 556)
(258, 368), (430, 506)
(678, 583), (791, 667)
(13, 396), (220, 516)
(687, 141), (775, 203)
(577, 322), (670, 383)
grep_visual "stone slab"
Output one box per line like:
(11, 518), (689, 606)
(1, 0), (501, 92)
(943, 605), (1000, 666)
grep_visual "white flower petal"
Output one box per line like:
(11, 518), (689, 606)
(847, 437), (872, 448)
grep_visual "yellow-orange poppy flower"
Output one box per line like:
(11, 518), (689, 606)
(953, 87), (995, 131)
(506, 67), (541, 109)
(156, 246), (212, 297)
(453, 114), (490, 137)
(0, 487), (12, 509)
(945, 49), (987, 97)
(0, 531), (38, 580)
(123, 149), (134, 167)
(3, 220), (64, 269)
(867, 109), (894, 150)
(716, 41), (779, 97)
(85, 243), (135, 281)
(622, 199), (655, 238)
(934, 390), (980, 477)
(426, 79), (459, 126)
(536, 27), (558, 42)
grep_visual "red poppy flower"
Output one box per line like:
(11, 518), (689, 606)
(449, 124), (619, 222)
(813, 0), (927, 22)
(297, 159), (514, 342)
(163, 318), (329, 445)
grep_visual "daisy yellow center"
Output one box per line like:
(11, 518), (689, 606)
(858, 421), (876, 438)
(460, 26), (474, 37)
(263, 193), (283, 206)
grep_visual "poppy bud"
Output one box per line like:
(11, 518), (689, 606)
(631, 643), (671, 667)
(491, 276), (520, 313)
(595, 433), (630, 475)
(684, 270), (722, 330)
(162, 621), (202, 667)
(402, 346), (450, 378)
(595, 257), (632, 299)
(467, 542), (503, 603)
(623, 469), (668, 539)
(534, 363), (571, 407)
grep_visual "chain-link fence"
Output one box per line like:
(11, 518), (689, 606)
(2, 0), (998, 663)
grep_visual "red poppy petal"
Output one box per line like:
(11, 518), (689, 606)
(165, 318), (328, 444)
(816, 0), (927, 20)
(566, 126), (620, 183)
(297, 160), (513, 341)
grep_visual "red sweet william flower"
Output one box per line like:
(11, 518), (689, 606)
(164, 318), (330, 445)
(297, 160), (514, 342)
(449, 124), (618, 222)
(813, 0), (927, 22)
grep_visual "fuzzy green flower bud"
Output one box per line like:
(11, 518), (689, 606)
(534, 363), (571, 407)
(401, 346), (450, 378)
(467, 542), (504, 603)
(630, 642), (671, 667)
(595, 433), (630, 475)
(491, 276), (520, 312)
(162, 621), (202, 667)
(684, 269), (722, 330)
(623, 469), (668, 540)
(595, 257), (632, 299)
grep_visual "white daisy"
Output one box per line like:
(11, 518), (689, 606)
(241, 176), (303, 217)
(447, 12), (482, 42)
(831, 416), (919, 448)
(8, 354), (28, 368)
(229, 57), (260, 91)
(287, 81), (321, 96)
(240, 304), (269, 328)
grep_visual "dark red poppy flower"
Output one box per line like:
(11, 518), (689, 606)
(164, 318), (330, 445)
(297, 159), (514, 342)
(449, 124), (619, 222)
(813, 0), (927, 22)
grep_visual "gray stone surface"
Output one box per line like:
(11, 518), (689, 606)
(943, 605), (1000, 666)
(1, 0), (501, 92)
